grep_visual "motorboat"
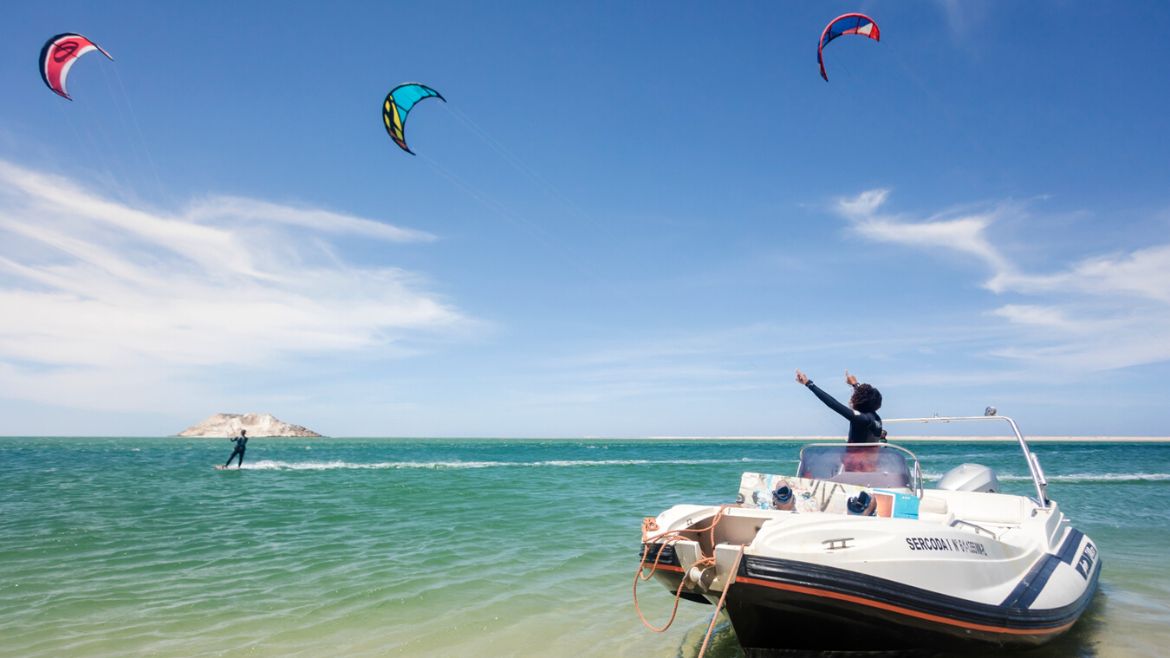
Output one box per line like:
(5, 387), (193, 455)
(636, 416), (1101, 654)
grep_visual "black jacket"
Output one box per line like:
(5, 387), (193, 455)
(806, 382), (883, 443)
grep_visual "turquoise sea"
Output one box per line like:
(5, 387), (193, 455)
(1, 438), (1167, 657)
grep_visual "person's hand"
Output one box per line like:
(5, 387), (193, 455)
(845, 370), (859, 387)
(795, 369), (809, 386)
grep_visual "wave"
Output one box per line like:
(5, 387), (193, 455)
(237, 457), (767, 471)
(923, 471), (1170, 483)
(1005, 472), (1170, 483)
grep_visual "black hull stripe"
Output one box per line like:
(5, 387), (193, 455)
(643, 533), (1100, 633)
(640, 543), (679, 566)
(1001, 528), (1085, 609)
(741, 551), (1099, 632)
(1057, 529), (1086, 564)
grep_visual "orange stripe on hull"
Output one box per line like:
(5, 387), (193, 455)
(736, 576), (1076, 637)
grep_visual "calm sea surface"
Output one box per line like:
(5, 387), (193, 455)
(0, 438), (1167, 657)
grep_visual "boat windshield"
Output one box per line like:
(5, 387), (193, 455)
(797, 444), (915, 489)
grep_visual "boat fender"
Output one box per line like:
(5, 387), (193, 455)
(847, 491), (877, 516)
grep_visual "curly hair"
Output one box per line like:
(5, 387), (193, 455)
(850, 383), (882, 413)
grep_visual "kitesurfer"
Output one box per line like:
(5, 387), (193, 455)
(224, 429), (248, 468)
(795, 369), (884, 444)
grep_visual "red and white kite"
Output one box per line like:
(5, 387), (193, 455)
(39, 33), (113, 100)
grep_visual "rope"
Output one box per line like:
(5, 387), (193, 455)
(632, 505), (738, 634)
(696, 545), (745, 658)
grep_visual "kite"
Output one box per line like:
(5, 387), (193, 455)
(817, 14), (880, 81)
(39, 33), (114, 100)
(382, 83), (445, 155)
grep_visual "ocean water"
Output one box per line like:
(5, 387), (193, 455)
(0, 438), (1167, 657)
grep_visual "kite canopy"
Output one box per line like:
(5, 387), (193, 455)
(817, 13), (880, 81)
(39, 33), (113, 100)
(382, 83), (445, 155)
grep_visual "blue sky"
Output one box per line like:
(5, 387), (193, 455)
(2, 2), (1169, 437)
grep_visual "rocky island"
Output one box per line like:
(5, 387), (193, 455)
(178, 413), (323, 438)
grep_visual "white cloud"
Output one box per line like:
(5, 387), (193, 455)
(186, 196), (436, 243)
(998, 245), (1170, 303)
(0, 160), (469, 413)
(835, 189), (1170, 372)
(991, 304), (1068, 328)
(835, 188), (1013, 279)
(836, 188), (889, 221)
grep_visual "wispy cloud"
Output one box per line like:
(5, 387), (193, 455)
(835, 189), (1170, 371)
(990, 304), (1075, 330)
(841, 189), (1014, 277)
(522, 321), (1016, 410)
(933, 0), (991, 44)
(994, 245), (1170, 303)
(187, 196), (436, 243)
(0, 160), (469, 413)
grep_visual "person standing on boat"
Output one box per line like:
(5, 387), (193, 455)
(795, 369), (884, 444)
(224, 429), (248, 469)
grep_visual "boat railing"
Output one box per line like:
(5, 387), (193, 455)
(950, 518), (1000, 539)
(883, 416), (1049, 507)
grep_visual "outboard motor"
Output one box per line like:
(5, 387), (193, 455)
(938, 463), (1000, 493)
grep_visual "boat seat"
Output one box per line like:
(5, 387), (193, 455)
(932, 490), (1028, 526)
(917, 493), (952, 524)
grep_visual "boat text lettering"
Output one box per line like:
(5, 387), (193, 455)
(905, 537), (987, 556)
(1075, 542), (1097, 579)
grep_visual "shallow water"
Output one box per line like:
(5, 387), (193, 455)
(0, 438), (1166, 657)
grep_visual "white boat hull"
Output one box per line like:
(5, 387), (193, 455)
(639, 435), (1102, 654)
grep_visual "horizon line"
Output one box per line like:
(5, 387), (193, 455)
(2, 434), (1170, 443)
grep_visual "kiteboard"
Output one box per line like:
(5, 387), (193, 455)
(214, 465), (237, 471)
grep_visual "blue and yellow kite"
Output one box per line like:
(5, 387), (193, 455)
(382, 83), (445, 155)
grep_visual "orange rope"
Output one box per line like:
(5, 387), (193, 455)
(632, 561), (693, 632)
(632, 505), (737, 633)
(696, 545), (745, 658)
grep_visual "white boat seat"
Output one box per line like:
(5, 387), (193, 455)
(917, 493), (952, 524)
(919, 494), (949, 515)
(933, 490), (1028, 527)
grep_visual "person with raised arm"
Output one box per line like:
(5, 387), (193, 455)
(795, 369), (885, 444)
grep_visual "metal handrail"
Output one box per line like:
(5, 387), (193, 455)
(950, 518), (1000, 539)
(882, 416), (1049, 507)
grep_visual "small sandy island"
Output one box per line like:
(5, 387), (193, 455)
(177, 413), (323, 438)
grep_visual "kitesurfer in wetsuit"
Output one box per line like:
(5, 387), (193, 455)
(795, 369), (884, 444)
(224, 429), (248, 468)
